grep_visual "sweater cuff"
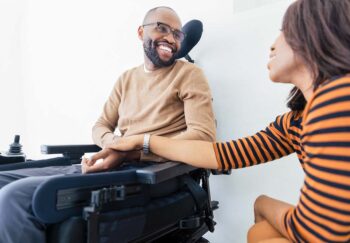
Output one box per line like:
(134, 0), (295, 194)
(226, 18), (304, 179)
(212, 143), (223, 170)
(101, 133), (119, 148)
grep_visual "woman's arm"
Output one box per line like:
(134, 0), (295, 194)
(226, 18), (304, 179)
(108, 111), (297, 171)
(150, 135), (218, 169)
(107, 135), (219, 169)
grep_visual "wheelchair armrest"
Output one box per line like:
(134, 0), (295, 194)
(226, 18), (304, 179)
(136, 161), (197, 184)
(0, 157), (72, 171)
(41, 144), (101, 162)
(32, 162), (197, 223)
(32, 168), (138, 223)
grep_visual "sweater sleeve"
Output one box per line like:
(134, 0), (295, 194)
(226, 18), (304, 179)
(282, 77), (350, 242)
(92, 78), (122, 148)
(176, 67), (216, 142)
(141, 67), (217, 162)
(213, 112), (295, 171)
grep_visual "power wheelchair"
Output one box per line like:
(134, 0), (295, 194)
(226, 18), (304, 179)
(0, 137), (218, 243)
(0, 20), (220, 243)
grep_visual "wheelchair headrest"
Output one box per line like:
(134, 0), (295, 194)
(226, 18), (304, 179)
(176, 19), (203, 60)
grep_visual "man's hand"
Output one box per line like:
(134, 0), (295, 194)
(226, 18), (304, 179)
(81, 148), (126, 173)
(106, 135), (144, 151)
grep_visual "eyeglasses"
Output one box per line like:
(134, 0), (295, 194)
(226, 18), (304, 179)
(142, 22), (186, 42)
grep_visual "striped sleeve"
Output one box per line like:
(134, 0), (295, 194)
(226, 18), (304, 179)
(283, 77), (350, 242)
(213, 112), (295, 171)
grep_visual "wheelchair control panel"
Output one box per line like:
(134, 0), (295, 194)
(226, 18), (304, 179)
(0, 135), (26, 164)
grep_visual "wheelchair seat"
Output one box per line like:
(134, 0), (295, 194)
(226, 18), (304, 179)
(1, 143), (217, 243)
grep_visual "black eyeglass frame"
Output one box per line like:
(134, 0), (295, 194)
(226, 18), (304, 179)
(142, 22), (186, 42)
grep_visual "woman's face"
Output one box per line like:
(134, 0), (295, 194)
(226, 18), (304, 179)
(267, 32), (305, 84)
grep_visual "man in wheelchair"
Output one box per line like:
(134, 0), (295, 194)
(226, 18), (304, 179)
(0, 6), (216, 243)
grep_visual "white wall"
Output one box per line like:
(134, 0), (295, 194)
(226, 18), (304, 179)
(0, 0), (304, 242)
(0, 0), (26, 150)
(196, 2), (304, 242)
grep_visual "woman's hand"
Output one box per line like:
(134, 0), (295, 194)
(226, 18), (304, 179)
(106, 135), (144, 151)
(81, 148), (126, 173)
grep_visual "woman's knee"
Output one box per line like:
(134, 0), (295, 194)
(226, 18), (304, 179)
(247, 221), (284, 243)
(258, 238), (291, 243)
(253, 194), (268, 222)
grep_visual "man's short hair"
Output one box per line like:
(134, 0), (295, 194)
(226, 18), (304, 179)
(142, 6), (176, 24)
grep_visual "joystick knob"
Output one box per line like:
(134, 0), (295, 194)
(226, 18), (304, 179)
(8, 135), (23, 155)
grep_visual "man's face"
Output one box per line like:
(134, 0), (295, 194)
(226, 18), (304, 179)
(143, 36), (178, 68)
(141, 9), (182, 68)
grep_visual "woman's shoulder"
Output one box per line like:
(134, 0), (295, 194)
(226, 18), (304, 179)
(313, 74), (350, 101)
(303, 74), (350, 127)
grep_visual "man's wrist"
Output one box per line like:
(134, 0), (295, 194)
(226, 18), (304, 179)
(112, 135), (121, 143)
(143, 134), (151, 154)
(101, 134), (120, 149)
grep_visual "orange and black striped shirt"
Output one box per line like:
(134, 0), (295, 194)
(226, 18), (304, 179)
(213, 76), (350, 242)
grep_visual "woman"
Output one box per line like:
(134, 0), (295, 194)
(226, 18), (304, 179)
(83, 0), (350, 242)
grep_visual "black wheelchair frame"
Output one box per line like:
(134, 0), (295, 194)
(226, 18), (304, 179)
(0, 139), (218, 243)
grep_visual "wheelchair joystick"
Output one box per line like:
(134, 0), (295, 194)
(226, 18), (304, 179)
(0, 135), (26, 164)
(8, 135), (23, 155)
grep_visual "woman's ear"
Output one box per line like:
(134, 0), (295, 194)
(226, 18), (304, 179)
(137, 26), (144, 41)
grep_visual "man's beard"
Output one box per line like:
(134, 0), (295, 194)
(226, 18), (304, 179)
(143, 39), (177, 68)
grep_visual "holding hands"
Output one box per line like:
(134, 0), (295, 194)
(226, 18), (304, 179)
(81, 135), (144, 173)
(81, 148), (127, 173)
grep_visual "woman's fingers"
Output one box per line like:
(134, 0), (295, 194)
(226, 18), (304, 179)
(82, 148), (125, 174)
(88, 149), (108, 165)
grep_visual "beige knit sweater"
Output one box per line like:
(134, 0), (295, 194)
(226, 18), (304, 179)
(92, 60), (216, 161)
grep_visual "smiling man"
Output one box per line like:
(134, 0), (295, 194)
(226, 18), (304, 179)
(86, 6), (216, 171)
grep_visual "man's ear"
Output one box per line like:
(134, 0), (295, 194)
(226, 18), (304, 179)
(137, 26), (144, 41)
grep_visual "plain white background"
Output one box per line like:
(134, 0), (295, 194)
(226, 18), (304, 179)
(0, 0), (304, 242)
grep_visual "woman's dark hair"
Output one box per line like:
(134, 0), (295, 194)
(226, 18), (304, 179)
(282, 0), (350, 111)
